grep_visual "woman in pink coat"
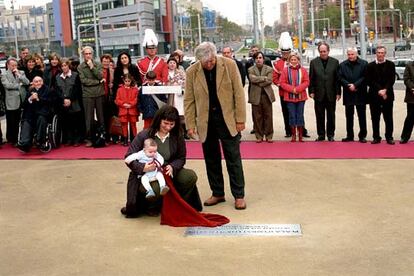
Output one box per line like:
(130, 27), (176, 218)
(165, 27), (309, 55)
(280, 52), (310, 142)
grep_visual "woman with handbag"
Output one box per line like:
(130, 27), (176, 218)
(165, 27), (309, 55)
(115, 74), (139, 146)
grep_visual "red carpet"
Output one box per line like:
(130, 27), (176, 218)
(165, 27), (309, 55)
(0, 140), (413, 159)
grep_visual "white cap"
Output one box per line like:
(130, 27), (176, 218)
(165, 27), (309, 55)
(279, 32), (293, 52)
(143, 29), (158, 48)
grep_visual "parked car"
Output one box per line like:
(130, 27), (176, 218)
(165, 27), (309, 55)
(392, 58), (413, 80)
(261, 48), (281, 60)
(395, 40), (412, 51)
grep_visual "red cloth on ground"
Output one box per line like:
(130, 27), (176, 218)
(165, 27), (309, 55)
(161, 174), (230, 227)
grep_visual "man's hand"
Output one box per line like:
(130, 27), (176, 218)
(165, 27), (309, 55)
(100, 78), (106, 83)
(378, 89), (387, 97)
(87, 60), (94, 69)
(348, 84), (356, 92)
(30, 92), (39, 101)
(236, 122), (245, 132)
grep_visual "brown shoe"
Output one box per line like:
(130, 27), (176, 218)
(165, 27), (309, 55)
(204, 196), (225, 206)
(235, 198), (246, 210)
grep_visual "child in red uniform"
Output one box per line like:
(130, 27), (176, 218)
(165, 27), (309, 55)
(115, 74), (139, 146)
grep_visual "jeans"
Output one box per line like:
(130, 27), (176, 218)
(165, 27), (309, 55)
(287, 101), (305, 126)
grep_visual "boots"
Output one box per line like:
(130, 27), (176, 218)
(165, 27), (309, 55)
(290, 126), (296, 142)
(298, 126), (304, 142)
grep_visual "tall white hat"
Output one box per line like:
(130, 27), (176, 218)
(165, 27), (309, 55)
(143, 29), (158, 48)
(279, 32), (293, 52)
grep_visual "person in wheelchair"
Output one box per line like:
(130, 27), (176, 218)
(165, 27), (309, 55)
(17, 76), (50, 152)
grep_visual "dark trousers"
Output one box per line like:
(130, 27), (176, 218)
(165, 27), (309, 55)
(401, 103), (414, 141)
(83, 96), (105, 141)
(287, 101), (305, 126)
(6, 109), (21, 144)
(345, 104), (367, 139)
(314, 99), (336, 138)
(280, 96), (291, 135)
(202, 112), (245, 199)
(19, 114), (48, 147)
(62, 111), (83, 144)
(252, 93), (273, 140)
(369, 101), (394, 140)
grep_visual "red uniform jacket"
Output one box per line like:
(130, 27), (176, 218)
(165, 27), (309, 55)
(273, 58), (289, 97)
(137, 56), (168, 84)
(279, 65), (309, 103)
(115, 85), (139, 117)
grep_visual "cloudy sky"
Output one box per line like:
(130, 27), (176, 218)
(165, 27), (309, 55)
(5, 0), (281, 26)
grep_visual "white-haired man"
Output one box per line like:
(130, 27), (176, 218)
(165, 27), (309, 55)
(184, 42), (247, 210)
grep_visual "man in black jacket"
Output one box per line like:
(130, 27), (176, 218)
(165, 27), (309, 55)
(309, 42), (341, 141)
(17, 76), (50, 152)
(338, 47), (368, 143)
(365, 45), (396, 145)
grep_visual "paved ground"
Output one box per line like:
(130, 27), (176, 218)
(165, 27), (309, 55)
(1, 86), (414, 275)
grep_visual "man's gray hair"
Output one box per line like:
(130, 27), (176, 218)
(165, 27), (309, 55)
(194, 42), (217, 62)
(346, 47), (358, 54)
(81, 46), (94, 55)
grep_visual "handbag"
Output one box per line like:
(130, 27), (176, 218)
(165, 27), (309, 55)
(108, 116), (123, 136)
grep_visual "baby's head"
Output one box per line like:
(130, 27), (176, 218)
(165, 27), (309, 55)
(143, 138), (157, 158)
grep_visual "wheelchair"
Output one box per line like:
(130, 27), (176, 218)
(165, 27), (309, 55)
(18, 113), (62, 153)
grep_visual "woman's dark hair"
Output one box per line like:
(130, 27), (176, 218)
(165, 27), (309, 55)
(116, 51), (132, 69)
(167, 57), (178, 67)
(122, 73), (136, 87)
(148, 105), (182, 137)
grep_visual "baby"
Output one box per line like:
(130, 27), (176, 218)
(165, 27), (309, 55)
(125, 138), (169, 198)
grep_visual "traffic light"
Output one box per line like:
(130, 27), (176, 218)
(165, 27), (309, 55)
(350, 0), (355, 9)
(293, 36), (299, 49)
(369, 31), (374, 40)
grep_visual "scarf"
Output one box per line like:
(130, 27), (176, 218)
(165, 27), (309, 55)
(287, 66), (302, 100)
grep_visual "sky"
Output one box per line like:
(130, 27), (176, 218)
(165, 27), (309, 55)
(5, 0), (281, 26)
(202, 0), (280, 26)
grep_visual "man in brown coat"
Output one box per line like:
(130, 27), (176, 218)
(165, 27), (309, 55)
(184, 42), (247, 210)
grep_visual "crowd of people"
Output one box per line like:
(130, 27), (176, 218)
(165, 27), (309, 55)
(1, 30), (414, 218)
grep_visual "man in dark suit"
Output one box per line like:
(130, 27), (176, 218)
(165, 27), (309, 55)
(366, 45), (396, 145)
(338, 47), (368, 143)
(309, 42), (341, 141)
(222, 46), (246, 87)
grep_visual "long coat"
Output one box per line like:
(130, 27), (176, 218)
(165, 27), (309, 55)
(115, 85), (139, 117)
(338, 58), (368, 106)
(184, 56), (246, 143)
(308, 56), (341, 102)
(248, 64), (275, 105)
(1, 69), (30, 110)
(403, 61), (414, 104)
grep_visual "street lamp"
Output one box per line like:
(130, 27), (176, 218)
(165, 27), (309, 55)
(11, 0), (19, 58)
(92, 0), (100, 59)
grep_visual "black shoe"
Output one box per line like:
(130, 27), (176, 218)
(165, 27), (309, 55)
(250, 129), (255, 134)
(17, 143), (29, 153)
(284, 133), (292, 138)
(359, 138), (367, 143)
(327, 136), (335, 142)
(315, 136), (325, 141)
(120, 207), (139, 218)
(303, 132), (311, 138)
(386, 139), (395, 145)
(341, 137), (354, 142)
(371, 139), (381, 144)
(400, 138), (409, 144)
